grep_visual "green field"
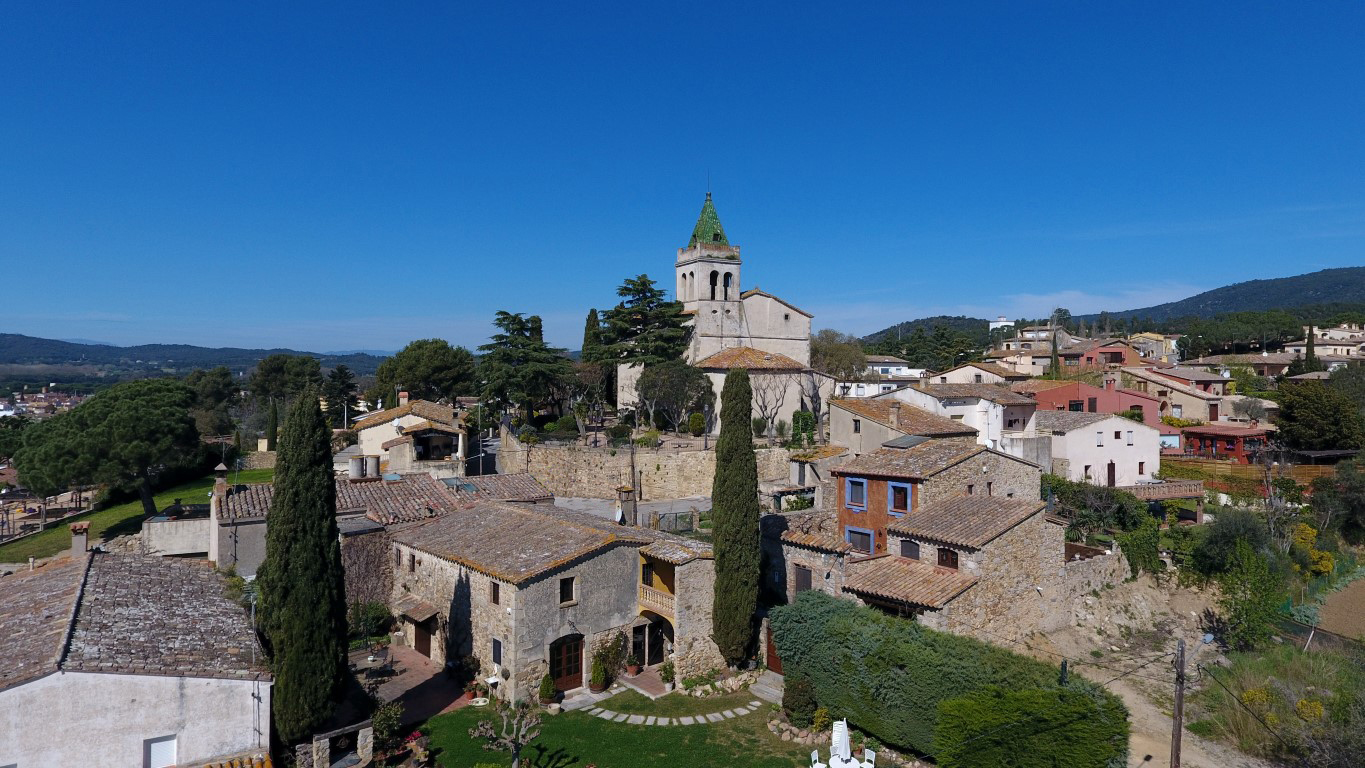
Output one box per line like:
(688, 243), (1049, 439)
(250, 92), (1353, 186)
(424, 704), (810, 768)
(0, 468), (274, 563)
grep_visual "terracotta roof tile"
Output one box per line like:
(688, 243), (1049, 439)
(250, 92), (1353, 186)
(221, 474), (465, 525)
(772, 509), (851, 553)
(354, 399), (458, 431)
(1009, 379), (1073, 394)
(0, 555), (86, 692)
(445, 473), (554, 503)
(402, 419), (463, 435)
(831, 399), (976, 437)
(695, 346), (805, 370)
(939, 362), (1030, 379)
(887, 496), (1046, 549)
(917, 383), (1037, 406)
(64, 553), (269, 680)
(834, 443), (986, 480)
(843, 555), (977, 609)
(1034, 410), (1113, 432)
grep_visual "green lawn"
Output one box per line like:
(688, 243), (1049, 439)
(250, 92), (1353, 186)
(425, 706), (809, 768)
(602, 689), (760, 718)
(0, 468), (274, 562)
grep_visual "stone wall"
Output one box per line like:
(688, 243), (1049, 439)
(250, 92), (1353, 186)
(921, 450), (1041, 505)
(498, 427), (791, 500)
(241, 451), (276, 470)
(341, 528), (393, 608)
(673, 558), (726, 679)
(780, 543), (848, 605)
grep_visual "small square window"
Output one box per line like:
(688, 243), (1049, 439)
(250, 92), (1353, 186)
(492, 637), (503, 666)
(889, 484), (909, 515)
(938, 549), (959, 569)
(900, 540), (920, 560)
(846, 528), (873, 554)
(490, 582), (500, 605)
(559, 576), (576, 605)
(144, 735), (177, 768)
(967, 484), (975, 495)
(852, 418), (861, 434)
(847, 479), (867, 508)
(1114, 430), (1122, 440)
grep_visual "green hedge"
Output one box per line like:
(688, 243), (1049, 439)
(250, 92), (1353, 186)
(1115, 514), (1164, 578)
(935, 686), (1129, 768)
(770, 592), (1129, 763)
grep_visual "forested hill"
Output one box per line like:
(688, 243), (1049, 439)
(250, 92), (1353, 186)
(0, 334), (387, 375)
(863, 315), (989, 344)
(1075, 267), (1365, 324)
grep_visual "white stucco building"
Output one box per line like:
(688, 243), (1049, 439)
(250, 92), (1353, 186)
(1034, 411), (1162, 486)
(1, 529), (271, 768)
(877, 383), (1039, 453)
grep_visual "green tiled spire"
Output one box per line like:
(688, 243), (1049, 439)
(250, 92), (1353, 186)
(687, 192), (729, 248)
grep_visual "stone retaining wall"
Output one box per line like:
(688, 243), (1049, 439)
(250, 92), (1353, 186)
(241, 451), (276, 470)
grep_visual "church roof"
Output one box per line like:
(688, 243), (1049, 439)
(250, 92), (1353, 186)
(687, 192), (729, 248)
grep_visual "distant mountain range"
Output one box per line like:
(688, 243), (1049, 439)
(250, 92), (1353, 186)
(865, 267), (1365, 341)
(0, 334), (388, 375)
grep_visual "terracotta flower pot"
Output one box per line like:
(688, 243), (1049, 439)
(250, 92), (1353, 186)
(626, 664), (641, 677)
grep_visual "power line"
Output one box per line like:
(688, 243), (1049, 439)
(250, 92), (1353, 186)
(1198, 664), (1304, 760)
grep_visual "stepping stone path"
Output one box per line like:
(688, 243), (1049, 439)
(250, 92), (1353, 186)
(582, 700), (764, 726)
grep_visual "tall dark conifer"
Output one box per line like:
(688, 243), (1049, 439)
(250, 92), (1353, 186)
(265, 399), (278, 451)
(582, 308), (603, 362)
(256, 391), (347, 744)
(711, 368), (760, 666)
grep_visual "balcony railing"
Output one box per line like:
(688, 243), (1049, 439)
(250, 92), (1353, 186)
(1115, 480), (1205, 501)
(639, 583), (675, 618)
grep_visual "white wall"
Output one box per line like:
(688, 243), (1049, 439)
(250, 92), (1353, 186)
(1048, 416), (1161, 486)
(358, 413), (432, 458)
(0, 671), (269, 767)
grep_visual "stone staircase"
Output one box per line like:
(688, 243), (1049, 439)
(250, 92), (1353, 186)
(750, 669), (784, 704)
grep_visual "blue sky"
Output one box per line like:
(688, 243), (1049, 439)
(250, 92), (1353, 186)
(3, 2), (1364, 353)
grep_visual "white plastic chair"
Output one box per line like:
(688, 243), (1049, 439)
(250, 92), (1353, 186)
(862, 748), (876, 767)
(810, 749), (827, 768)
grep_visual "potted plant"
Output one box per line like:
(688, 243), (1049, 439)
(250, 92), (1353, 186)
(588, 656), (608, 693)
(625, 653), (641, 677)
(539, 673), (557, 705)
(659, 660), (676, 691)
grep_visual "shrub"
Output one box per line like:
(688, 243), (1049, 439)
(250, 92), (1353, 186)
(347, 601), (392, 640)
(770, 591), (1128, 760)
(1115, 514), (1163, 578)
(634, 429), (660, 447)
(688, 412), (706, 436)
(538, 673), (555, 702)
(812, 707), (832, 733)
(659, 660), (675, 684)
(935, 686), (1128, 768)
(590, 656), (606, 689)
(792, 410), (816, 447)
(606, 422), (631, 440)
(751, 417), (767, 438)
(1191, 508), (1270, 576)
(785, 495), (815, 512)
(783, 674), (818, 728)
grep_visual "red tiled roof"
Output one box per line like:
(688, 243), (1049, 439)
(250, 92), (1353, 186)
(887, 496), (1046, 550)
(834, 442), (986, 480)
(843, 555), (977, 609)
(220, 473), (465, 524)
(774, 509), (851, 553)
(831, 399), (977, 437)
(695, 346), (805, 370)
(917, 383), (1037, 406)
(354, 399), (458, 431)
(448, 473), (554, 503)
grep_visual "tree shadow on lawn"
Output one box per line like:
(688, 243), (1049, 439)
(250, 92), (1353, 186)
(527, 744), (580, 768)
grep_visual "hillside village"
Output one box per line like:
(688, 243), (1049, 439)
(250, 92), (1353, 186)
(3, 195), (1365, 768)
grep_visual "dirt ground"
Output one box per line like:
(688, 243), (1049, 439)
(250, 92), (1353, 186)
(1317, 577), (1365, 640)
(1031, 575), (1276, 768)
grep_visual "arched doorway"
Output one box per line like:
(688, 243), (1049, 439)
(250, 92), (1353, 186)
(632, 613), (675, 667)
(549, 633), (584, 692)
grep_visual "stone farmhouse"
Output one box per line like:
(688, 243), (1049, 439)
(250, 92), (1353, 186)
(763, 441), (1127, 644)
(388, 500), (723, 701)
(827, 398), (977, 458)
(1, 526), (270, 768)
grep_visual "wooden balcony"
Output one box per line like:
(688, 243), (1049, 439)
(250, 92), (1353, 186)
(639, 583), (675, 618)
(1115, 480), (1205, 501)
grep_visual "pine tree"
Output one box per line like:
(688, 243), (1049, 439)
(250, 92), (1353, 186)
(265, 399), (278, 451)
(600, 274), (690, 365)
(256, 391), (348, 744)
(711, 369), (760, 666)
(582, 308), (603, 362)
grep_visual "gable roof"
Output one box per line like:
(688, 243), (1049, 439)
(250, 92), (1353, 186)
(64, 553), (270, 681)
(887, 496), (1046, 550)
(770, 509), (852, 554)
(393, 502), (710, 584)
(831, 398), (977, 438)
(1009, 379), (1075, 394)
(695, 346), (805, 370)
(687, 192), (729, 248)
(834, 442), (988, 480)
(219, 473), (465, 524)
(937, 362), (1030, 380)
(1153, 366), (1229, 383)
(0, 555), (85, 692)
(353, 399), (458, 431)
(843, 555), (977, 609)
(444, 473), (554, 504)
(1034, 410), (1115, 432)
(866, 355), (909, 364)
(740, 288), (813, 318)
(909, 383), (1037, 406)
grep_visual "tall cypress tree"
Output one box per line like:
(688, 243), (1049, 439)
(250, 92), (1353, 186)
(265, 399), (278, 451)
(711, 368), (760, 666)
(582, 308), (603, 362)
(256, 391), (348, 744)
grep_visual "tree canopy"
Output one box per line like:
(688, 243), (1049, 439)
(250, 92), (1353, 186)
(599, 274), (690, 365)
(711, 368), (760, 665)
(479, 311), (574, 418)
(1276, 380), (1365, 451)
(635, 360), (712, 433)
(14, 379), (201, 515)
(809, 329), (867, 379)
(369, 338), (475, 407)
(249, 354), (323, 403)
(185, 366), (238, 436)
(323, 364), (360, 427)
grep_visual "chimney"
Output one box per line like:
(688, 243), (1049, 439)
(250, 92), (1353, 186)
(889, 401), (901, 430)
(348, 456), (365, 480)
(398, 391), (410, 407)
(1103, 372), (1118, 391)
(616, 485), (637, 526)
(365, 455), (381, 478)
(69, 521), (90, 557)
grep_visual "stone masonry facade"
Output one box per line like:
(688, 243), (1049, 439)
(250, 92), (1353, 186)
(919, 450), (1041, 506)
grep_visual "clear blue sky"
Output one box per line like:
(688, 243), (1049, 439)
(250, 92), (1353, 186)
(3, 2), (1363, 352)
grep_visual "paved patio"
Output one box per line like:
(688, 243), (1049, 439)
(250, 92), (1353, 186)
(618, 666), (670, 699)
(350, 645), (468, 725)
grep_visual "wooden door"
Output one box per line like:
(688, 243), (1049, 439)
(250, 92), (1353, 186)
(794, 565), (812, 594)
(765, 624), (783, 675)
(1107, 462), (1116, 488)
(413, 619), (431, 657)
(549, 634), (583, 691)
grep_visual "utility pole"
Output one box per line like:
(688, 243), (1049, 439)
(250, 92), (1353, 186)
(1171, 638), (1186, 768)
